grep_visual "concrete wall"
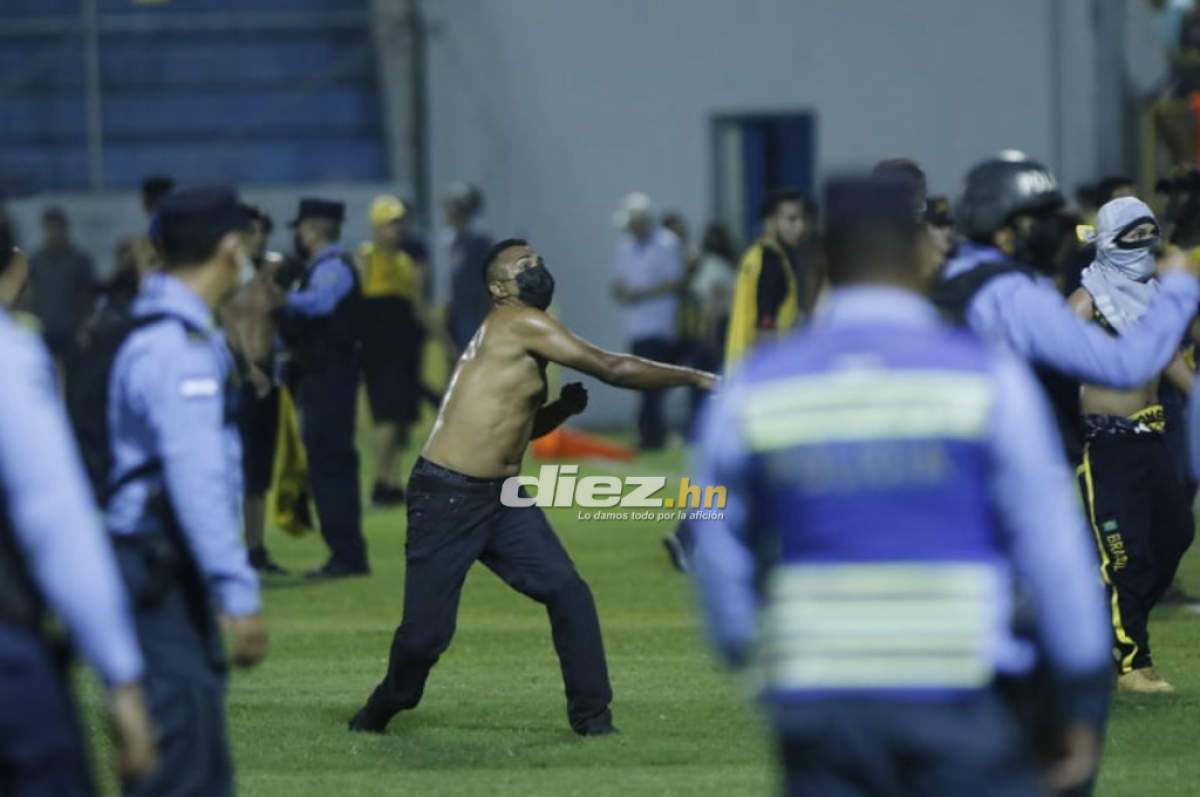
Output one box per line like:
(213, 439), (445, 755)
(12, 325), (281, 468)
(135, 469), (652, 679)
(5, 0), (1114, 432)
(424, 0), (1102, 426)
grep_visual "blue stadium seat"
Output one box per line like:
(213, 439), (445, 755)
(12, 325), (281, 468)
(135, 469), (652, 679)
(2, 0), (384, 190)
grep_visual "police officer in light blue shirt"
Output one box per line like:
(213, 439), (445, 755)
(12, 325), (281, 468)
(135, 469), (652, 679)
(278, 198), (368, 579)
(0, 236), (157, 795)
(932, 154), (1200, 797)
(693, 173), (1112, 796)
(933, 152), (1200, 461)
(105, 186), (268, 797)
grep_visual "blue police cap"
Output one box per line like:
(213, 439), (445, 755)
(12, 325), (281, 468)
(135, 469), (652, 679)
(155, 186), (249, 241)
(823, 173), (925, 234)
(289, 197), (345, 228)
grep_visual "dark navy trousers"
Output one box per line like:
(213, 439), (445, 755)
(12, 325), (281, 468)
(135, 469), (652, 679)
(0, 626), (94, 797)
(772, 693), (1044, 797)
(115, 539), (232, 797)
(298, 355), (367, 570)
(361, 458), (613, 733)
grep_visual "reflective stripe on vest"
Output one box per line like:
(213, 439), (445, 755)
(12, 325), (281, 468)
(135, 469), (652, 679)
(738, 368), (993, 451)
(760, 561), (999, 691)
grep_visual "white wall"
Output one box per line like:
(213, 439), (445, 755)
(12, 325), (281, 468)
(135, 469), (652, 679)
(424, 0), (1103, 426)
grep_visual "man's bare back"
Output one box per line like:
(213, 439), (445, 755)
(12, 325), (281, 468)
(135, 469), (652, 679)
(423, 242), (717, 479)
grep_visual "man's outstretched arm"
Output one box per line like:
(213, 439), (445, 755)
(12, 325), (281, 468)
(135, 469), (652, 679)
(518, 311), (718, 390)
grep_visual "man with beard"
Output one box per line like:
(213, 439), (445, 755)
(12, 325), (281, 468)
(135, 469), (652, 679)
(723, 189), (808, 370)
(349, 239), (717, 737)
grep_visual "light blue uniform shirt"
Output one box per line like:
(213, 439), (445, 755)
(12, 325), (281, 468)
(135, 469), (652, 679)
(613, 228), (684, 340)
(106, 273), (260, 617)
(944, 242), (1200, 388)
(0, 312), (143, 684)
(692, 287), (1111, 685)
(287, 243), (355, 318)
(1188, 386), (1200, 480)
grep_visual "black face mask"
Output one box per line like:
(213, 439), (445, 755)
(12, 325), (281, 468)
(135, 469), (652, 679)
(293, 233), (309, 261)
(1015, 214), (1064, 276)
(516, 265), (555, 310)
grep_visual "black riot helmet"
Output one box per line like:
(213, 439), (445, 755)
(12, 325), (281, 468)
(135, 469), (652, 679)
(958, 151), (1065, 242)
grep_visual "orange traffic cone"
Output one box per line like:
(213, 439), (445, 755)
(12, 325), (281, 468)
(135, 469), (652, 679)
(531, 427), (637, 461)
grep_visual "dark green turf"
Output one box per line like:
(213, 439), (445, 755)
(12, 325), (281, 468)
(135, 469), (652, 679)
(77, 422), (1200, 795)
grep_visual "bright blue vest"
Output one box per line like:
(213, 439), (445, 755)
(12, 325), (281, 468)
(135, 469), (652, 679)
(733, 322), (1010, 701)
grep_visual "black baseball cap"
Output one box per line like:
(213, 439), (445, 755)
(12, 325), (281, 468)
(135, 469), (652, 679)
(824, 173), (924, 235)
(289, 197), (345, 227)
(155, 186), (250, 242)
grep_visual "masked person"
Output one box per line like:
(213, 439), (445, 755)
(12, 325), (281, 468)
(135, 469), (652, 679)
(931, 153), (1200, 797)
(349, 239), (717, 737)
(932, 152), (1200, 464)
(1068, 198), (1195, 693)
(692, 172), (1110, 797)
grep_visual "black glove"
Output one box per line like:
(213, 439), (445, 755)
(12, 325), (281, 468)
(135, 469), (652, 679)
(559, 382), (588, 415)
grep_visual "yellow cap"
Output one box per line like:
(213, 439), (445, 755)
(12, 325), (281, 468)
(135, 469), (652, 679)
(369, 195), (407, 227)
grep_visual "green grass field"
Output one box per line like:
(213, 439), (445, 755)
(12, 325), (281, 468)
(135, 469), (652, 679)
(78, 425), (1200, 796)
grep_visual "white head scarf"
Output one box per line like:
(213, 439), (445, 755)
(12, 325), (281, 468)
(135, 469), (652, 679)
(1081, 197), (1160, 335)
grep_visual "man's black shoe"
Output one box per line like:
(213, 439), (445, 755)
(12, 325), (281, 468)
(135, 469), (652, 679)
(370, 483), (406, 508)
(249, 547), (289, 575)
(305, 560), (370, 581)
(663, 532), (691, 574)
(348, 705), (389, 734)
(576, 722), (620, 738)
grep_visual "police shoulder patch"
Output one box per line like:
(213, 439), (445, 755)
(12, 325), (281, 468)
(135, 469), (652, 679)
(179, 376), (220, 399)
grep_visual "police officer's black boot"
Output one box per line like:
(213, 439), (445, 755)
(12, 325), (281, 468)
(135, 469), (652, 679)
(249, 546), (288, 575)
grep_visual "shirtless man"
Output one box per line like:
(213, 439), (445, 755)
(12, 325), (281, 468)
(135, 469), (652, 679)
(1068, 197), (1195, 693)
(349, 238), (717, 736)
(222, 205), (288, 574)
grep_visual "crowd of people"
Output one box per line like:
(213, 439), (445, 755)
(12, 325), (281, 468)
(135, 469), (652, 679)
(4, 150), (1200, 796)
(0, 174), (514, 795)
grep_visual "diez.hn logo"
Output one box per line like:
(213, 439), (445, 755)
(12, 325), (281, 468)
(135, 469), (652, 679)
(500, 465), (726, 522)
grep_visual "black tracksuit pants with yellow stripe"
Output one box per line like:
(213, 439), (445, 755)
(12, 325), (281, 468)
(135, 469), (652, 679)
(1078, 430), (1194, 673)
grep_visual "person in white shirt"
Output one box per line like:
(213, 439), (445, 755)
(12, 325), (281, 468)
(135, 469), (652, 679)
(611, 193), (685, 450)
(690, 222), (738, 355)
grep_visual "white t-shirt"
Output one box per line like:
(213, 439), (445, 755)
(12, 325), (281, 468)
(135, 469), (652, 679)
(612, 228), (684, 341)
(690, 253), (735, 323)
